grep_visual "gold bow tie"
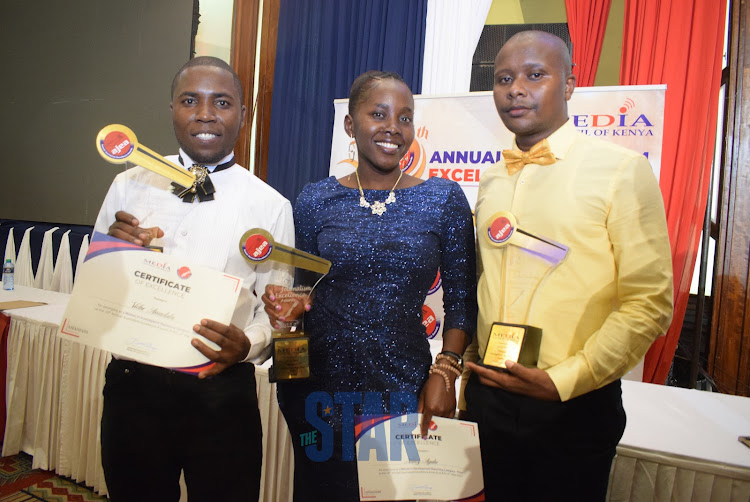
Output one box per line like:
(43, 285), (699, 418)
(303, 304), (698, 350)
(501, 139), (556, 175)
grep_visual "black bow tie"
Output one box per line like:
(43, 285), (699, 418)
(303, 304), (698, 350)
(172, 156), (235, 202)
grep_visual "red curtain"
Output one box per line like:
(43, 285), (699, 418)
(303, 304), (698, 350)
(565, 0), (612, 87)
(619, 0), (727, 384)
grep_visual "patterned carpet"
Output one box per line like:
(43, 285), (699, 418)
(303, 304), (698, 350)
(0, 453), (107, 501)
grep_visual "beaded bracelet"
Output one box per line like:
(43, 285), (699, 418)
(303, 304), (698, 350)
(437, 362), (461, 377)
(436, 353), (462, 371)
(436, 353), (461, 367)
(439, 350), (463, 365)
(429, 365), (451, 392)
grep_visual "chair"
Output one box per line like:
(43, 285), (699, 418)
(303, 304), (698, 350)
(75, 234), (90, 283)
(50, 230), (73, 293)
(15, 227), (35, 287)
(33, 227), (59, 290)
(3, 228), (15, 265)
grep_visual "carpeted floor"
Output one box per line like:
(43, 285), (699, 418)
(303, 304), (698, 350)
(0, 453), (107, 501)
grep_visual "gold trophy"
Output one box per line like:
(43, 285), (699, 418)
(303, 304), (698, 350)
(96, 124), (195, 188)
(479, 211), (568, 370)
(239, 229), (331, 382)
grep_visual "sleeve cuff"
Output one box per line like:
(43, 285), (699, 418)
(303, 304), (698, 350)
(546, 354), (603, 402)
(243, 324), (272, 364)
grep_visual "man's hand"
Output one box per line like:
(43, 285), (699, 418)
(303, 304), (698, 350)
(464, 360), (561, 401)
(108, 210), (164, 246)
(261, 284), (311, 328)
(191, 319), (251, 379)
(418, 373), (457, 438)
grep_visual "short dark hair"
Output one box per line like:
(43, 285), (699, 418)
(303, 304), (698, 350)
(500, 31), (573, 77)
(171, 56), (244, 103)
(348, 71), (410, 115)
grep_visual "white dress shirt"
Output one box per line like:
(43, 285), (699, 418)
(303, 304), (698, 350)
(94, 150), (294, 363)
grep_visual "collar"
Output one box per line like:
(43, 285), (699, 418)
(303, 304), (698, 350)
(511, 119), (577, 162)
(178, 150), (236, 173)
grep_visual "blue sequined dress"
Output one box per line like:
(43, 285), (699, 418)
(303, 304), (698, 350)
(277, 176), (477, 502)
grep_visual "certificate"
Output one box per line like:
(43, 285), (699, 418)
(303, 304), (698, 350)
(58, 232), (242, 373)
(356, 414), (484, 501)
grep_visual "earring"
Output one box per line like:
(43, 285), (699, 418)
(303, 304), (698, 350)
(348, 139), (356, 161)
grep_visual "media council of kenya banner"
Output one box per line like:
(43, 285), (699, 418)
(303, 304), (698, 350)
(329, 85), (666, 343)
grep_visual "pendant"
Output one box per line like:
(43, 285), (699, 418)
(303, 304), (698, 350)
(370, 201), (387, 215)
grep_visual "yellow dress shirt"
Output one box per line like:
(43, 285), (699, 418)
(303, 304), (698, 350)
(468, 120), (673, 402)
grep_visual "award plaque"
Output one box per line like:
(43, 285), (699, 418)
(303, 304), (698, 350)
(266, 283), (315, 381)
(481, 322), (542, 369)
(480, 211), (568, 370)
(239, 229), (331, 382)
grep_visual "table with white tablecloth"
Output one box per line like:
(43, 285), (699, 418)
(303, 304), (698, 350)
(0, 286), (95, 481)
(0, 286), (294, 501)
(608, 381), (750, 502)
(1, 286), (749, 501)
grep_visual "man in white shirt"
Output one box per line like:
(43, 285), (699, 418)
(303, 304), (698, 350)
(95, 56), (294, 502)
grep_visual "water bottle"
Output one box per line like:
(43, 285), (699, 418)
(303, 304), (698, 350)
(2, 259), (14, 291)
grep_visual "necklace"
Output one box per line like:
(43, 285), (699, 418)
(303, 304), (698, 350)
(355, 168), (404, 216)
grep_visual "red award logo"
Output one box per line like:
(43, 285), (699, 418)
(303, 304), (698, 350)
(488, 216), (514, 244)
(244, 233), (273, 262)
(100, 130), (134, 160)
(422, 305), (440, 339)
(177, 266), (192, 279)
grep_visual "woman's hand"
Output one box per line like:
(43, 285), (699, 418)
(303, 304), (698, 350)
(417, 372), (458, 437)
(261, 284), (312, 329)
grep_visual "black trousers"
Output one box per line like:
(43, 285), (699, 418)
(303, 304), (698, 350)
(101, 359), (263, 502)
(464, 375), (626, 502)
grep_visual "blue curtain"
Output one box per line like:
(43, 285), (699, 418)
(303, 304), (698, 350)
(266, 0), (427, 203)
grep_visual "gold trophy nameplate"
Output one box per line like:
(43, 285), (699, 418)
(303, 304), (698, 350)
(480, 211), (568, 370)
(272, 335), (310, 380)
(482, 322), (543, 369)
(239, 229), (331, 382)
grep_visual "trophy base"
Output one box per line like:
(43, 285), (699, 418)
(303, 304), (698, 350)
(480, 322), (542, 370)
(269, 334), (310, 383)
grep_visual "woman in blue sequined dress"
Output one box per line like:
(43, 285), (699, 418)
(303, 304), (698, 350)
(266, 71), (477, 502)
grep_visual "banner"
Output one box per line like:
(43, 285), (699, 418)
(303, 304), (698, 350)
(329, 85), (666, 342)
